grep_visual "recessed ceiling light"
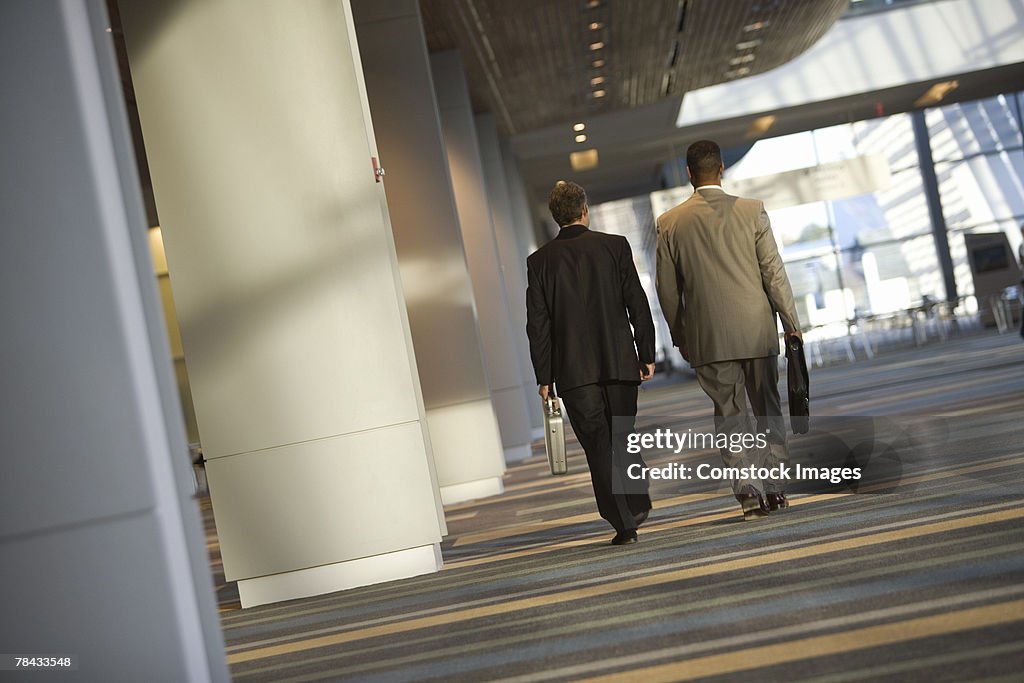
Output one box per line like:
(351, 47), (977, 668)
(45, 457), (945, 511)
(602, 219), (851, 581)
(575, 133), (588, 143)
(573, 122), (586, 132)
(586, 0), (601, 8)
(570, 148), (599, 172)
(736, 39), (762, 50)
(743, 21), (770, 32)
(592, 58), (606, 68)
(745, 115), (776, 139)
(914, 80), (959, 107)
(590, 41), (605, 51)
(729, 54), (756, 65)
(725, 67), (751, 78)
(589, 21), (604, 30)
(590, 75), (605, 86)
(592, 89), (607, 98)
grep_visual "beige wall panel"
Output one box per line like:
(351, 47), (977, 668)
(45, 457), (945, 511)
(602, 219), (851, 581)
(120, 0), (425, 459)
(205, 421), (439, 580)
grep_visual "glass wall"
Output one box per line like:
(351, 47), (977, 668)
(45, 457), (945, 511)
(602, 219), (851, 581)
(721, 92), (1024, 330)
(928, 93), (1024, 298)
(594, 90), (1024, 347)
(725, 113), (942, 329)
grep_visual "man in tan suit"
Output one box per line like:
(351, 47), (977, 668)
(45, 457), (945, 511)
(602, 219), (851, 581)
(656, 140), (802, 520)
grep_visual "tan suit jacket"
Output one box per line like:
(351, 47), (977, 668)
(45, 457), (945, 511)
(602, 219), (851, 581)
(655, 187), (800, 367)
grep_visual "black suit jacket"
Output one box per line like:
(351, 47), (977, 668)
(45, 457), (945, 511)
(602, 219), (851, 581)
(526, 225), (656, 392)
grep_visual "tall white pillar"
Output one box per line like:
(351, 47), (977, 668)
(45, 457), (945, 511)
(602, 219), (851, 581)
(118, 0), (447, 607)
(0, 0), (228, 678)
(353, 0), (507, 501)
(430, 52), (534, 463)
(501, 135), (544, 268)
(476, 113), (547, 435)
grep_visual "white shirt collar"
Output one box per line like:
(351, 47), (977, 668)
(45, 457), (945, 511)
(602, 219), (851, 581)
(695, 184), (723, 191)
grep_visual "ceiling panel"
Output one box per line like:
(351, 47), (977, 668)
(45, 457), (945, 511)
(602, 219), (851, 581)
(420, 0), (851, 135)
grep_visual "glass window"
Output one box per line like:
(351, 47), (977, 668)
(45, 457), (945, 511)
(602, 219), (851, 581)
(768, 202), (833, 260)
(852, 113), (920, 173)
(927, 95), (1023, 162)
(657, 91), (1023, 339)
(838, 235), (943, 315)
(812, 123), (859, 164)
(783, 252), (847, 327)
(727, 131), (818, 179)
(936, 152), (1024, 228)
(829, 167), (930, 248)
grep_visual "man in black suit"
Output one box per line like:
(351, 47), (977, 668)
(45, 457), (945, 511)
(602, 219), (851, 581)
(526, 180), (656, 545)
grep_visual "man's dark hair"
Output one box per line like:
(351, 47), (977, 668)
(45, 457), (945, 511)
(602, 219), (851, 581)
(686, 140), (723, 184)
(548, 180), (587, 227)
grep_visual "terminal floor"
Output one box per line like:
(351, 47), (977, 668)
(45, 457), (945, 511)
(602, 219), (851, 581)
(208, 331), (1024, 682)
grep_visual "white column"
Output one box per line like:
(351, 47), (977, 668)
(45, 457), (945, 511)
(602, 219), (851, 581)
(353, 0), (507, 499)
(118, 0), (447, 607)
(501, 135), (544, 267)
(477, 113), (547, 436)
(430, 51), (534, 463)
(0, 0), (228, 678)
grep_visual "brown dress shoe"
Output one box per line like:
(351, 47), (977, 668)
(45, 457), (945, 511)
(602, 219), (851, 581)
(766, 492), (789, 511)
(736, 485), (770, 520)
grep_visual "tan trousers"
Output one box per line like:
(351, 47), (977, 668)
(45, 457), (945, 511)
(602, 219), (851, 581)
(694, 356), (790, 496)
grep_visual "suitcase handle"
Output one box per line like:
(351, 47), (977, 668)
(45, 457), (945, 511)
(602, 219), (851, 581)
(544, 393), (561, 417)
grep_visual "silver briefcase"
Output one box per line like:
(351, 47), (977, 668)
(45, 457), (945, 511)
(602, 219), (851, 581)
(543, 394), (568, 475)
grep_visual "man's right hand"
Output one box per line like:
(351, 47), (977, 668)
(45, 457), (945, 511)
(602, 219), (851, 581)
(640, 363), (655, 381)
(539, 384), (550, 401)
(786, 330), (803, 342)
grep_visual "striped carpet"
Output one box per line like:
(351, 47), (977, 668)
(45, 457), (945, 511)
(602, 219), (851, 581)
(208, 331), (1024, 682)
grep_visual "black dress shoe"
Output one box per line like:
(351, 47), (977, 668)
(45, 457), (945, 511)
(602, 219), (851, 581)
(611, 529), (638, 545)
(766, 492), (789, 511)
(736, 485), (770, 520)
(634, 509), (650, 527)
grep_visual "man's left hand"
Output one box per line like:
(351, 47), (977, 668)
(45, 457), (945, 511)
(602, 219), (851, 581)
(640, 363), (655, 381)
(539, 384), (550, 400)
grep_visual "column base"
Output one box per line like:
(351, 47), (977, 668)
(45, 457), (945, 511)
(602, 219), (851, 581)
(504, 444), (532, 463)
(439, 476), (503, 505)
(236, 543), (442, 608)
(426, 398), (506, 485)
(491, 385), (532, 456)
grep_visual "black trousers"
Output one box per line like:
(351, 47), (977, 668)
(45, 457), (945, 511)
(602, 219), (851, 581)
(560, 381), (651, 533)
